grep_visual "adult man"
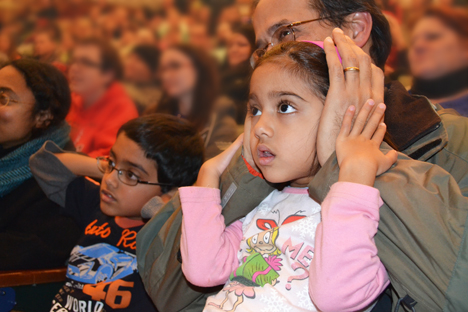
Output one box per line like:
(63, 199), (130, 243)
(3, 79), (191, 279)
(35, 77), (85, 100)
(137, 1), (468, 311)
(66, 38), (138, 157)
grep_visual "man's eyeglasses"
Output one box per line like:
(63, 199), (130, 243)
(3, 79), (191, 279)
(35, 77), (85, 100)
(70, 57), (102, 69)
(250, 16), (337, 68)
(97, 156), (173, 187)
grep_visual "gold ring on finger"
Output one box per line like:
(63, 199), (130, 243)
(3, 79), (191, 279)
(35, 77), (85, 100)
(344, 67), (360, 72)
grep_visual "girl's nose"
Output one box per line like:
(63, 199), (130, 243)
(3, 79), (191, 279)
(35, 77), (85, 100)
(254, 114), (274, 139)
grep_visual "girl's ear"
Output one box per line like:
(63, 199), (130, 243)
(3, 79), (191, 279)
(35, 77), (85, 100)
(35, 110), (52, 129)
(343, 12), (373, 49)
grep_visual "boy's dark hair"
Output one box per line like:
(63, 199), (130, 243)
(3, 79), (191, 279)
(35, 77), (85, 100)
(76, 38), (124, 80)
(3, 58), (71, 137)
(149, 44), (219, 131)
(253, 0), (391, 69)
(118, 114), (205, 193)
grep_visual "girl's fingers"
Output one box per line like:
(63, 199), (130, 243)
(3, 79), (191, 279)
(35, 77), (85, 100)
(215, 134), (244, 172)
(350, 99), (375, 136)
(362, 103), (387, 139)
(371, 122), (387, 145)
(338, 105), (356, 138)
(380, 150), (398, 174)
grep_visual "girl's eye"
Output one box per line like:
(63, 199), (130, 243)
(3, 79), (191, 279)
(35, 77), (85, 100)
(278, 102), (297, 114)
(263, 232), (271, 244)
(251, 107), (262, 116)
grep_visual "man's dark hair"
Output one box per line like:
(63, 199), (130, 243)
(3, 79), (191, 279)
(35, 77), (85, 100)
(149, 44), (219, 131)
(76, 38), (124, 80)
(3, 58), (71, 137)
(118, 114), (205, 193)
(253, 0), (392, 69)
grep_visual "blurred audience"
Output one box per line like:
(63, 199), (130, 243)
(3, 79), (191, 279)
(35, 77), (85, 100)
(66, 38), (138, 157)
(220, 24), (255, 124)
(0, 59), (80, 270)
(409, 6), (468, 116)
(146, 44), (237, 159)
(123, 44), (162, 114)
(33, 24), (67, 74)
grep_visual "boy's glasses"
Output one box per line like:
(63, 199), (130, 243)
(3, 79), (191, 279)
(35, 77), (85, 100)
(96, 156), (173, 187)
(250, 15), (344, 68)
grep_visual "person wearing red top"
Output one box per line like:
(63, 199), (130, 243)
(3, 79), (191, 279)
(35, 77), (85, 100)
(67, 38), (138, 157)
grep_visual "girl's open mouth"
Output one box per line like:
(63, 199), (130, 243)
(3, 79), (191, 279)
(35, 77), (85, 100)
(257, 145), (276, 166)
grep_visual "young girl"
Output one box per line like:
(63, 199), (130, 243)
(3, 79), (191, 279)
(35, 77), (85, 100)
(179, 41), (398, 312)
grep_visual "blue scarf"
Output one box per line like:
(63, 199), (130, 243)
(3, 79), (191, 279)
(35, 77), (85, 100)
(0, 123), (71, 198)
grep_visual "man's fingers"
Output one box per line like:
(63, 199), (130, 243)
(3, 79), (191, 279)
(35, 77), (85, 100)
(332, 28), (359, 86)
(350, 99), (375, 136)
(338, 105), (356, 138)
(371, 65), (385, 107)
(324, 36), (344, 90)
(362, 103), (386, 139)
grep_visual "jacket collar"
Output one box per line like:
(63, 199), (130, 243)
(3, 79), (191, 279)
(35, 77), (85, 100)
(384, 81), (447, 161)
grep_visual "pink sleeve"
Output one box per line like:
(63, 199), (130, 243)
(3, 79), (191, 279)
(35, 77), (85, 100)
(309, 182), (389, 312)
(179, 187), (243, 287)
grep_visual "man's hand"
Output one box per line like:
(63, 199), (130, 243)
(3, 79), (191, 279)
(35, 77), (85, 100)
(242, 113), (258, 171)
(317, 28), (385, 166)
(196, 134), (244, 189)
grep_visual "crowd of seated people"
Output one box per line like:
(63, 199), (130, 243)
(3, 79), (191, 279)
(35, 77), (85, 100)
(0, 0), (468, 311)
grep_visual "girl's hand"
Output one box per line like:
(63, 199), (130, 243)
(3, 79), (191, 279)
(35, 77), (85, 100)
(336, 100), (398, 187)
(196, 134), (244, 189)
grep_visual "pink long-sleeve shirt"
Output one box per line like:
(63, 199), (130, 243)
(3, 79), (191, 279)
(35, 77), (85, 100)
(180, 182), (389, 312)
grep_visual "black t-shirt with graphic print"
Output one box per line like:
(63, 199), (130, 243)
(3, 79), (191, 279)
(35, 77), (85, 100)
(50, 177), (157, 312)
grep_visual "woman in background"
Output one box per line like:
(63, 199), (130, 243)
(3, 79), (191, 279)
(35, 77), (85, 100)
(0, 59), (80, 270)
(409, 6), (468, 116)
(146, 44), (237, 159)
(220, 24), (255, 124)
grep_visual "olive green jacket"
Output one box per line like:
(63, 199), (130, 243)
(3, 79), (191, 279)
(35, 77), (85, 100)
(137, 82), (468, 311)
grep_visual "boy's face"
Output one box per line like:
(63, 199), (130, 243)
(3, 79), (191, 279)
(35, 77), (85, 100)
(100, 132), (163, 220)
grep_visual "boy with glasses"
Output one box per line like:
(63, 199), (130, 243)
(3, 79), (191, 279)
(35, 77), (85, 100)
(30, 114), (204, 312)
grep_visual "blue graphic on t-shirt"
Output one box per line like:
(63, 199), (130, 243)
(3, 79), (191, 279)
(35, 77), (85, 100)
(66, 243), (137, 284)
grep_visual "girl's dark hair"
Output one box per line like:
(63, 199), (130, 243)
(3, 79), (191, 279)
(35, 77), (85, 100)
(256, 41), (330, 100)
(3, 58), (71, 136)
(118, 114), (205, 193)
(149, 44), (219, 130)
(253, 0), (392, 69)
(255, 41), (330, 176)
(411, 6), (468, 39)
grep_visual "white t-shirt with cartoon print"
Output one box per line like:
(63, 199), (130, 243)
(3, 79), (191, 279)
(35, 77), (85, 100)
(204, 187), (321, 312)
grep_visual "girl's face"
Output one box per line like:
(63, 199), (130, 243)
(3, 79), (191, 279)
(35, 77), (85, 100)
(160, 49), (197, 100)
(227, 33), (252, 67)
(248, 62), (323, 187)
(100, 132), (163, 220)
(409, 17), (468, 79)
